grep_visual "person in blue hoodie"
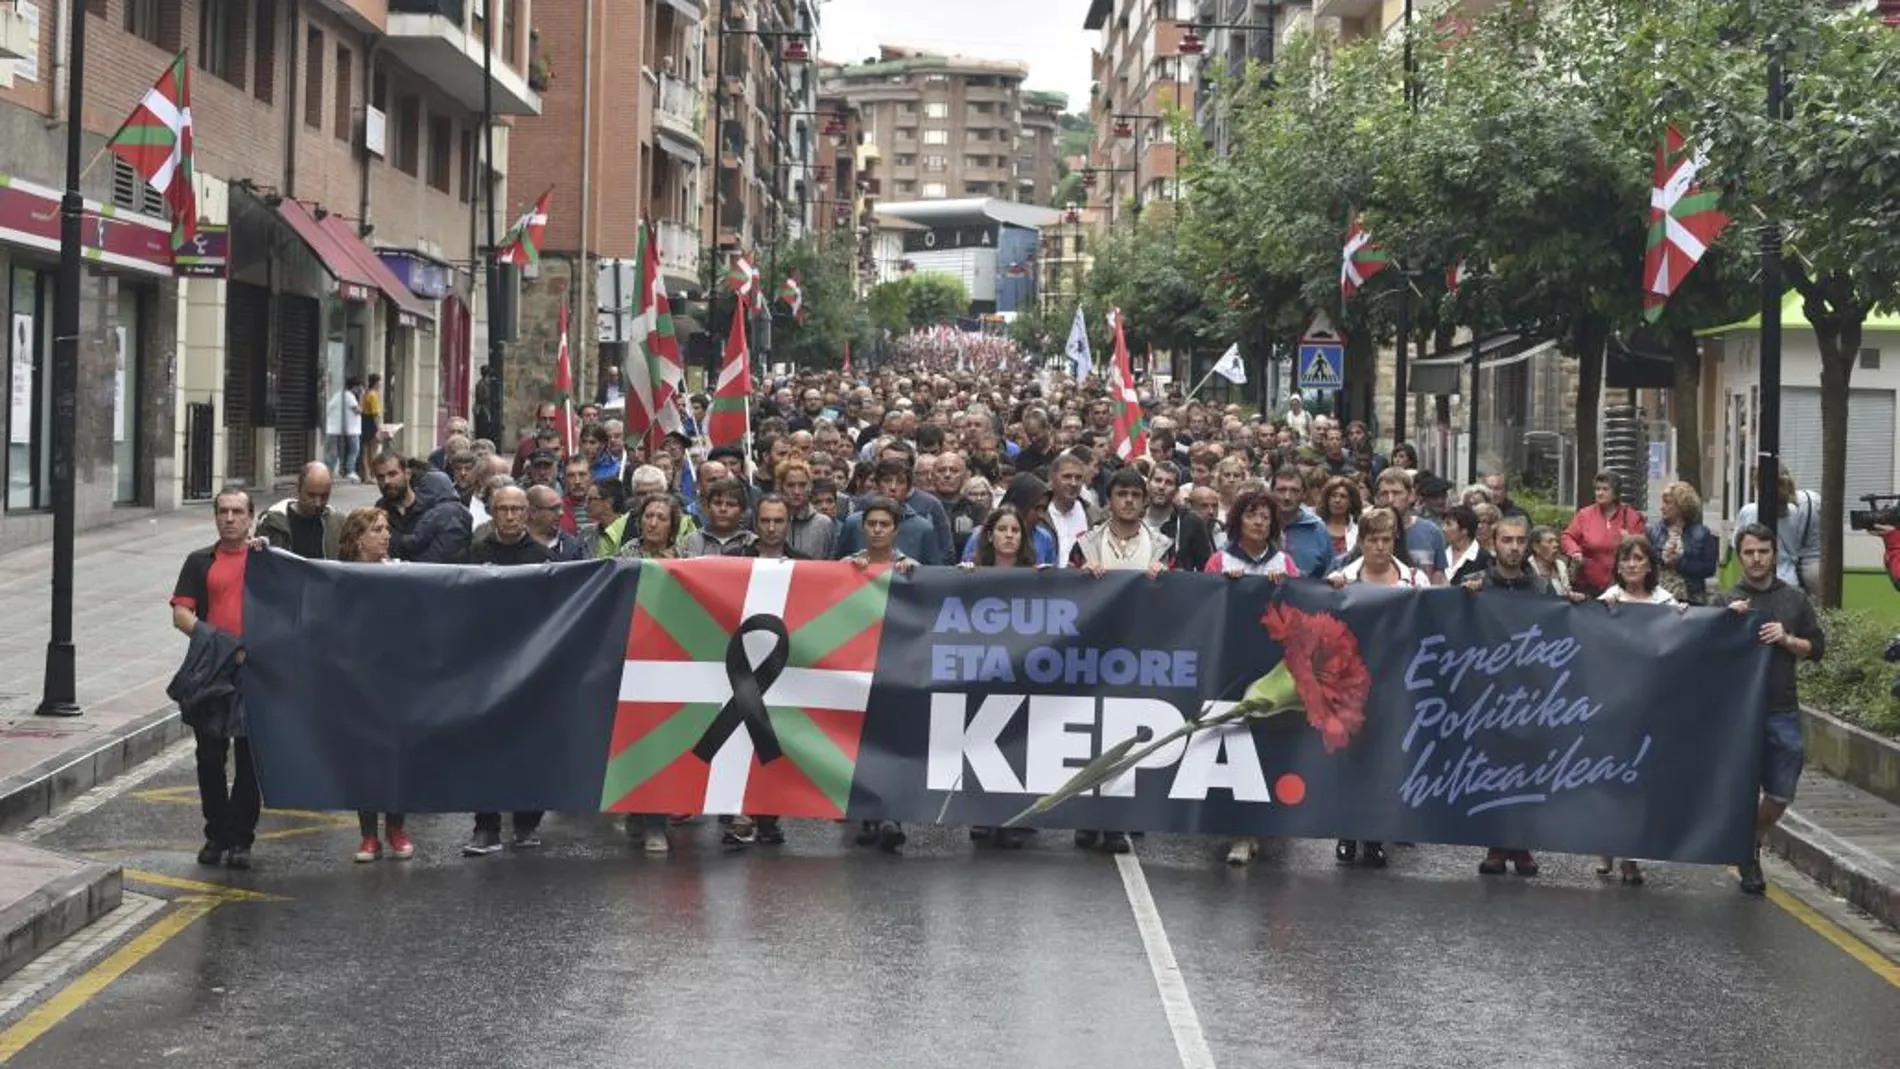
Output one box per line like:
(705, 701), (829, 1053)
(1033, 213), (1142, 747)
(831, 458), (942, 564)
(1269, 466), (1335, 579)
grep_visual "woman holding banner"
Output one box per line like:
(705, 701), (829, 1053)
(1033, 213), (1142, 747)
(1324, 508), (1429, 868)
(850, 496), (915, 853)
(336, 508), (414, 864)
(960, 506), (1045, 849)
(1595, 536), (1680, 885)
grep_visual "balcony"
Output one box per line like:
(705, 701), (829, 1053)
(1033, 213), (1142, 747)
(387, 0), (542, 116)
(1312, 0), (1382, 24)
(656, 219), (701, 290)
(655, 73), (705, 159)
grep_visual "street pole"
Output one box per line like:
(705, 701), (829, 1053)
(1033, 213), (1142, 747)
(36, 0), (84, 718)
(1755, 53), (1784, 526)
(708, 0), (728, 315)
(1394, 280), (1410, 450)
(1466, 315), (1481, 485)
(482, 2), (504, 446)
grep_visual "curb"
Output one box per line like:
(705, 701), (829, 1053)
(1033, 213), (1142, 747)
(0, 703), (187, 836)
(1801, 704), (1900, 810)
(1765, 808), (1900, 932)
(0, 851), (123, 985)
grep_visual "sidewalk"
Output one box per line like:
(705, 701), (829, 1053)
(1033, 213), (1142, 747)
(1767, 770), (1900, 932)
(0, 485), (381, 832)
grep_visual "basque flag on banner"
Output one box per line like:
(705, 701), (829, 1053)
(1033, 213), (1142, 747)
(602, 558), (891, 818)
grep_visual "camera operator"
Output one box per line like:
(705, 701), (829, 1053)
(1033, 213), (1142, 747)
(1859, 495), (1900, 694)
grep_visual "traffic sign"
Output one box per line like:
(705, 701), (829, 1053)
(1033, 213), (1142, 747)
(1297, 343), (1344, 389)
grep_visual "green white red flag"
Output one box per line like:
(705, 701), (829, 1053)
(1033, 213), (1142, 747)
(630, 221), (684, 448)
(1446, 257), (1468, 296)
(1105, 308), (1147, 461)
(601, 558), (890, 819)
(496, 188), (553, 267)
(552, 302), (577, 457)
(726, 254), (765, 311)
(708, 303), (751, 448)
(1644, 126), (1730, 322)
(777, 272), (804, 321)
(1341, 214), (1388, 302)
(106, 51), (198, 252)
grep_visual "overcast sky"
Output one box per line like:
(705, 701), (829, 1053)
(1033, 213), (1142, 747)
(818, 0), (1096, 111)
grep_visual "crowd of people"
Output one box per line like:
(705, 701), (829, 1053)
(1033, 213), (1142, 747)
(168, 362), (1825, 896)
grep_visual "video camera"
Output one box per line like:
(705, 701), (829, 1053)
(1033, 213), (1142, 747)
(1850, 493), (1900, 532)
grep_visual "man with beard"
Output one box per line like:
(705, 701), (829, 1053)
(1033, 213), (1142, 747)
(1462, 514), (1555, 877)
(375, 453), (472, 563)
(1145, 461), (1213, 573)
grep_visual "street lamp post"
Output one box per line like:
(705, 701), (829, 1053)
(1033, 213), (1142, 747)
(1755, 51), (1786, 527)
(481, 0), (504, 448)
(1110, 112), (1158, 220)
(36, 0), (86, 718)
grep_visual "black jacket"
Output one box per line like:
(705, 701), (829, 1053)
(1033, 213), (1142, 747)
(469, 530), (554, 566)
(386, 470), (473, 564)
(1151, 506), (1214, 574)
(167, 621), (245, 738)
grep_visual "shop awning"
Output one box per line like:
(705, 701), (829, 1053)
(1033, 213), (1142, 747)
(274, 197), (379, 303)
(318, 214), (437, 330)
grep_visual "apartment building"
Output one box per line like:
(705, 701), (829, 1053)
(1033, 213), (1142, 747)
(1188, 1), (1311, 159)
(819, 47), (1062, 207)
(703, 0), (815, 263)
(1038, 203), (1101, 314)
(1019, 90), (1064, 206)
(506, 0), (709, 420)
(0, 0), (535, 548)
(1083, 0), (1198, 216)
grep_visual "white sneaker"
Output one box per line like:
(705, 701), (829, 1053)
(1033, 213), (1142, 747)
(1225, 837), (1258, 866)
(644, 830), (670, 855)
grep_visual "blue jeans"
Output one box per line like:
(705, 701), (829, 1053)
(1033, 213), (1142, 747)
(326, 433), (360, 475)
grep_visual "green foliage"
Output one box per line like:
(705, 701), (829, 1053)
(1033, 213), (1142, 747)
(1506, 486), (1577, 533)
(865, 274), (971, 334)
(1085, 213), (1216, 357)
(1803, 609), (1900, 739)
(764, 236), (864, 370)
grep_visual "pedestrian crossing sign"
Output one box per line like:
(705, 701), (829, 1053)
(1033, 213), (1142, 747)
(1297, 343), (1345, 389)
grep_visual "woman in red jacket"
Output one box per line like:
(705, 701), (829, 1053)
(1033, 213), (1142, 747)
(1561, 472), (1646, 597)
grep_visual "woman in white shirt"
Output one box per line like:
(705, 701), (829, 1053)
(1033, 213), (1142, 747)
(1595, 535), (1677, 885)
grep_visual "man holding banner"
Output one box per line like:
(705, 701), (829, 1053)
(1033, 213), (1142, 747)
(1721, 524), (1825, 895)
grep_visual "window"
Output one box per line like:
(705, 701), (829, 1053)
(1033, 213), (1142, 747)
(334, 46), (353, 142)
(198, 0), (247, 87)
(923, 74), (948, 84)
(123, 0), (165, 47)
(922, 129), (948, 145)
(458, 128), (475, 203)
(394, 96), (421, 176)
(502, 0), (519, 64)
(922, 182), (947, 198)
(924, 155), (946, 172)
(1863, 348), (1882, 371)
(894, 180), (916, 194)
(7, 269), (50, 511)
(371, 66), (388, 111)
(898, 102), (918, 114)
(427, 115), (453, 192)
(965, 155), (987, 169)
(896, 126), (917, 141)
(894, 154), (916, 167)
(923, 102), (947, 119)
(252, 0), (277, 103)
(304, 28), (325, 128)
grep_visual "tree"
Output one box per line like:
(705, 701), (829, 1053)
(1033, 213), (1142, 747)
(1697, 0), (1900, 606)
(901, 274), (970, 329)
(764, 235), (865, 370)
(868, 280), (911, 336)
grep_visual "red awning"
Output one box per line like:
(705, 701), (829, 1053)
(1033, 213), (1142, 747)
(274, 197), (379, 304)
(318, 215), (438, 330)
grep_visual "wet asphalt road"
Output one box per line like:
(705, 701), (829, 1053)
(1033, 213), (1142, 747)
(6, 756), (1900, 1069)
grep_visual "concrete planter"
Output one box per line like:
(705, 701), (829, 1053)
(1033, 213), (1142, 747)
(1800, 704), (1900, 808)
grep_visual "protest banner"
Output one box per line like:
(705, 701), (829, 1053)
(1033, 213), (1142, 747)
(243, 554), (1768, 863)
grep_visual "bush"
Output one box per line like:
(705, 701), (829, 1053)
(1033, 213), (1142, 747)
(1510, 488), (1576, 533)
(1803, 609), (1900, 738)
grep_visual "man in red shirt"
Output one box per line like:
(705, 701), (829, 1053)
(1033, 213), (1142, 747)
(169, 488), (263, 870)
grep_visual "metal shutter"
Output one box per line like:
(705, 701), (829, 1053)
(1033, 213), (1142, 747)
(273, 295), (319, 477)
(223, 283), (269, 485)
(1780, 385), (1895, 524)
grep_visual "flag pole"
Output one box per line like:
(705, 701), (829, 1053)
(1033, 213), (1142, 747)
(1179, 365), (1221, 404)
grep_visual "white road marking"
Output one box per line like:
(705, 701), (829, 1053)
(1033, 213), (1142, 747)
(1115, 853), (1217, 1069)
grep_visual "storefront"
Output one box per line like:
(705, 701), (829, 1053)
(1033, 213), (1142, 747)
(0, 173), (175, 548)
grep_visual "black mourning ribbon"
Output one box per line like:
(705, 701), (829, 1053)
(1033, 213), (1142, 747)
(691, 614), (789, 765)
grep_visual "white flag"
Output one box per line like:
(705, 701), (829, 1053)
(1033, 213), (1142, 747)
(1212, 343), (1246, 385)
(1064, 307), (1093, 381)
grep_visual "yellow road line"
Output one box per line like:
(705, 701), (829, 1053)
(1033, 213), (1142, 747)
(131, 786), (357, 825)
(1766, 882), (1900, 988)
(124, 870), (288, 903)
(0, 898), (217, 1063)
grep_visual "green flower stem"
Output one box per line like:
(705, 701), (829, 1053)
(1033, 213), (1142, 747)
(1005, 663), (1303, 826)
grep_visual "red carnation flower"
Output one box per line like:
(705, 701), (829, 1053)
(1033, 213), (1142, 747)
(1261, 603), (1373, 754)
